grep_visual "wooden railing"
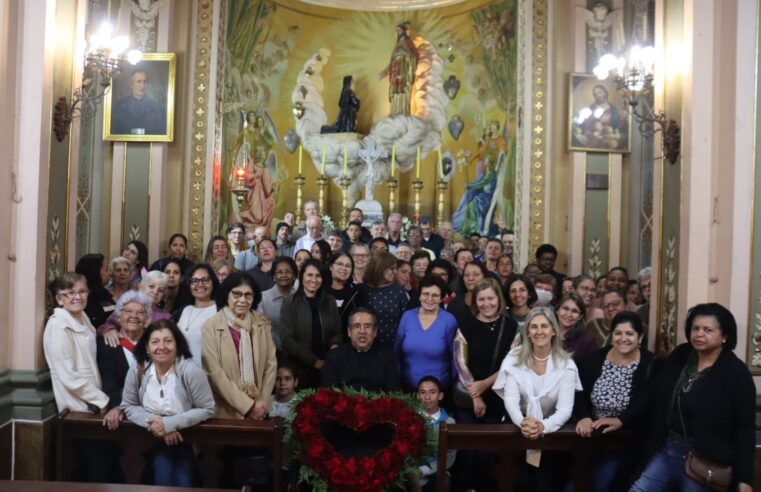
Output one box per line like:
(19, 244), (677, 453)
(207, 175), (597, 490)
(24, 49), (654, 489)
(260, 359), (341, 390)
(56, 411), (283, 490)
(436, 423), (631, 492)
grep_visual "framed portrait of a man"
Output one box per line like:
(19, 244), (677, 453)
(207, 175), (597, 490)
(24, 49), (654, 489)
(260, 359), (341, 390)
(103, 53), (175, 142)
(568, 73), (631, 153)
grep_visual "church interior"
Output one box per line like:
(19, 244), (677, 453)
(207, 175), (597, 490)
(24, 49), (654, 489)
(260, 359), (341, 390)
(1, 0), (761, 489)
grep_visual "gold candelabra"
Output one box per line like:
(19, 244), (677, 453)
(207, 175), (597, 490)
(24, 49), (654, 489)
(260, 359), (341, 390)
(436, 179), (448, 228)
(387, 177), (398, 213)
(412, 179), (424, 223)
(316, 176), (328, 214)
(294, 175), (306, 222)
(339, 176), (351, 228)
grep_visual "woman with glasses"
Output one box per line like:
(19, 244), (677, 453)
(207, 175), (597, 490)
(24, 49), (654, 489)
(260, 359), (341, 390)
(362, 250), (410, 347)
(258, 257), (298, 351)
(175, 264), (220, 362)
(281, 259), (343, 388)
(350, 243), (371, 284)
(202, 272), (276, 419)
(327, 251), (363, 332)
(98, 272), (173, 342)
(44, 272), (120, 482)
(395, 275), (457, 392)
(97, 291), (152, 432)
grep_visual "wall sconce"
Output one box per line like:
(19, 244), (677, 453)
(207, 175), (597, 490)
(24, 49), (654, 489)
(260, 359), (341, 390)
(594, 45), (681, 164)
(231, 166), (248, 205)
(53, 23), (142, 142)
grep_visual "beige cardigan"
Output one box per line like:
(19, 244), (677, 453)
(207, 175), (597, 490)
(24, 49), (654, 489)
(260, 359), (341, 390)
(201, 310), (277, 418)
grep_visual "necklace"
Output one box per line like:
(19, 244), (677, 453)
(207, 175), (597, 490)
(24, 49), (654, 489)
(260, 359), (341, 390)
(532, 352), (551, 362)
(185, 305), (207, 331)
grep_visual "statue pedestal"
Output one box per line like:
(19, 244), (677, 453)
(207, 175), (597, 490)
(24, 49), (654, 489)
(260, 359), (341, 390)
(355, 199), (384, 225)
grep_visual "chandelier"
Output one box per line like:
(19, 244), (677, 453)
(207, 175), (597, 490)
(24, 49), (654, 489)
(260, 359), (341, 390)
(53, 23), (142, 142)
(593, 45), (680, 164)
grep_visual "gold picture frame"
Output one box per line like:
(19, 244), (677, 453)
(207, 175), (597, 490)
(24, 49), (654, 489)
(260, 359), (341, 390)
(568, 72), (631, 153)
(103, 53), (176, 142)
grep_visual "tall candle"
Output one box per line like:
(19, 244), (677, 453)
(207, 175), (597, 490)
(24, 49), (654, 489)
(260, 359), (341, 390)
(298, 145), (303, 174)
(390, 144), (396, 178)
(416, 146), (421, 178)
(320, 144), (326, 175)
(343, 144), (348, 176)
(437, 148), (443, 178)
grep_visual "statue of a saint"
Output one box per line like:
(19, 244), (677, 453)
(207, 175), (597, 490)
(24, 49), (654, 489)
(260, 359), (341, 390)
(379, 22), (418, 116)
(321, 75), (360, 134)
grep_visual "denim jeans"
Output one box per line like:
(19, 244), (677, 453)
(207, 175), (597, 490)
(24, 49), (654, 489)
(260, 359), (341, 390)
(152, 442), (195, 487)
(563, 452), (622, 492)
(630, 439), (711, 492)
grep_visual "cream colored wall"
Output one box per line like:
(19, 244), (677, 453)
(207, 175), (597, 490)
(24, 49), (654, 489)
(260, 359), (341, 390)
(0, 0), (19, 372)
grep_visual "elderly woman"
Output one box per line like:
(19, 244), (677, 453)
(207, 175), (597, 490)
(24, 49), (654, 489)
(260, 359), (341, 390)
(175, 264), (220, 362)
(44, 273), (118, 482)
(150, 233), (195, 274)
(211, 258), (234, 284)
(202, 272), (276, 419)
(630, 304), (755, 492)
(259, 257), (297, 351)
(122, 320), (215, 487)
(573, 311), (654, 492)
(505, 274), (538, 333)
(281, 259), (342, 388)
(162, 259), (183, 313)
(97, 271), (172, 343)
(122, 240), (149, 282)
(350, 243), (370, 283)
(395, 275), (458, 391)
(555, 293), (598, 363)
(452, 278), (517, 491)
(204, 235), (231, 263)
(76, 253), (115, 328)
(97, 291), (152, 431)
(107, 256), (134, 302)
(493, 307), (582, 491)
(362, 250), (410, 347)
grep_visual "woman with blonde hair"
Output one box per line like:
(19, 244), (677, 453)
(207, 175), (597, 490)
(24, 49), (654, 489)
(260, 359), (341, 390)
(493, 306), (582, 491)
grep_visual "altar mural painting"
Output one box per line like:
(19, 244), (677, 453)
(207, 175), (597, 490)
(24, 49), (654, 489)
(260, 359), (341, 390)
(217, 0), (519, 237)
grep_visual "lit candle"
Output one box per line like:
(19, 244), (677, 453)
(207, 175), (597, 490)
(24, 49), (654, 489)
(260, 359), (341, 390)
(320, 144), (326, 175)
(437, 148), (443, 178)
(298, 145), (303, 175)
(343, 144), (348, 176)
(416, 146), (421, 178)
(390, 144), (396, 178)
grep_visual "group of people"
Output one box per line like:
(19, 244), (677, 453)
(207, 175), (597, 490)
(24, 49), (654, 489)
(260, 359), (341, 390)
(42, 202), (755, 491)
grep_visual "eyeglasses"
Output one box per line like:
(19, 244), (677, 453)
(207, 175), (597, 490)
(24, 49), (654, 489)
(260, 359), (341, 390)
(60, 289), (89, 298)
(190, 277), (212, 285)
(420, 292), (441, 299)
(350, 323), (375, 332)
(123, 308), (147, 317)
(230, 290), (254, 301)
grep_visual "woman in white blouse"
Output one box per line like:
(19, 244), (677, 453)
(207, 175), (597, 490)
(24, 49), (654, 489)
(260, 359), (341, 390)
(175, 264), (220, 362)
(493, 306), (581, 492)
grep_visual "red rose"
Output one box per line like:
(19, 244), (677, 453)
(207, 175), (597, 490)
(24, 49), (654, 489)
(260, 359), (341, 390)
(306, 441), (324, 461)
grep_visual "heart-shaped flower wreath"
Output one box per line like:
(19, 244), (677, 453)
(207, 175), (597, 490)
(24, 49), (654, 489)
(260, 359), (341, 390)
(283, 388), (434, 491)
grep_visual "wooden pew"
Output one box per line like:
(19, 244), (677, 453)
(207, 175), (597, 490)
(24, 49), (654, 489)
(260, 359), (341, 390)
(436, 423), (630, 492)
(56, 412), (283, 490)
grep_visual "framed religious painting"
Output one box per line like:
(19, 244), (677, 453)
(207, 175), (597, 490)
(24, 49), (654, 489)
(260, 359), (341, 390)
(103, 53), (176, 142)
(568, 73), (631, 153)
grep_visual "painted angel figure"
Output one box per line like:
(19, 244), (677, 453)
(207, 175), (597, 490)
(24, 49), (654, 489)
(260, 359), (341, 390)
(578, 2), (625, 60)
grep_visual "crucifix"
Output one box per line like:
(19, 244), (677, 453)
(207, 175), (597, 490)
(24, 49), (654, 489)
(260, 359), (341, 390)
(357, 137), (388, 202)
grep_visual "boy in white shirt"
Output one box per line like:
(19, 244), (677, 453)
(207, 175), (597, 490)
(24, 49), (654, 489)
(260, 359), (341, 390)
(416, 376), (456, 491)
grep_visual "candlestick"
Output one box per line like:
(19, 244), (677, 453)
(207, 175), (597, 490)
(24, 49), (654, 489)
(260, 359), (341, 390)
(298, 145), (303, 174)
(437, 148), (443, 178)
(294, 174), (306, 222)
(320, 144), (326, 175)
(343, 144), (348, 176)
(316, 176), (328, 214)
(412, 178), (424, 223)
(387, 176), (398, 213)
(390, 144), (396, 178)
(416, 146), (421, 178)
(339, 176), (351, 228)
(436, 178), (448, 228)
